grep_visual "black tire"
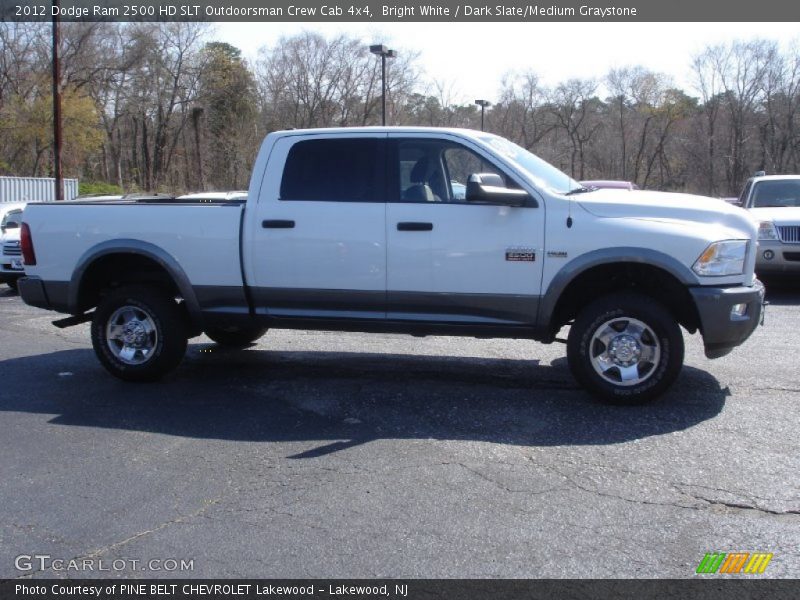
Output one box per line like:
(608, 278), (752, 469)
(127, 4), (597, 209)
(91, 285), (187, 381)
(567, 292), (684, 405)
(204, 325), (268, 347)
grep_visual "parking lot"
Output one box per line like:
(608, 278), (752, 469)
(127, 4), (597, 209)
(1, 282), (798, 579)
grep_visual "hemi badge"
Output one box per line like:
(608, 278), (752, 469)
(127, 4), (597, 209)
(506, 248), (535, 262)
(547, 251), (568, 258)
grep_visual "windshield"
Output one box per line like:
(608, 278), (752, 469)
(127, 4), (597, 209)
(477, 134), (581, 194)
(751, 180), (800, 208)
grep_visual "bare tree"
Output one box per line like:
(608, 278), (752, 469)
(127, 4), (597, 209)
(692, 45), (726, 195)
(256, 33), (418, 130)
(494, 71), (553, 150)
(549, 78), (602, 180)
(759, 43), (800, 174)
(1, 23), (798, 199)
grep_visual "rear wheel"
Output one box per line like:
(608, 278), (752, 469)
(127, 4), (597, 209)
(204, 325), (268, 347)
(91, 285), (187, 381)
(567, 293), (684, 404)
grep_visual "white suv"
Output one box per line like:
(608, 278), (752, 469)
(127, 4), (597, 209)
(0, 203), (26, 290)
(739, 174), (800, 275)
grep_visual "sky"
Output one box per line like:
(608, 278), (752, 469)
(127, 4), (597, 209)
(214, 22), (799, 104)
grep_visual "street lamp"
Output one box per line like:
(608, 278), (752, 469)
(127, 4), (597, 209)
(474, 99), (491, 131)
(52, 0), (63, 200)
(370, 44), (396, 126)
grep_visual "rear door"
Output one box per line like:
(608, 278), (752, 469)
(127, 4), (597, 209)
(385, 134), (545, 325)
(245, 133), (387, 319)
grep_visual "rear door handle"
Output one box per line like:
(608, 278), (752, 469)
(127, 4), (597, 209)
(397, 222), (433, 231)
(262, 219), (295, 229)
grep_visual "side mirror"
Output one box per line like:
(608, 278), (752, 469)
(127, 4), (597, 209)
(466, 173), (531, 207)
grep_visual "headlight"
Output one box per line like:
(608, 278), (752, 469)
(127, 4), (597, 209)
(692, 240), (748, 277)
(758, 221), (778, 240)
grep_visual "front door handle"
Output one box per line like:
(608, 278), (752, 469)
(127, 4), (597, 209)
(397, 222), (433, 231)
(262, 219), (295, 229)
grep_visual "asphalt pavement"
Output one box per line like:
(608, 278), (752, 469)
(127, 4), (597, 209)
(0, 282), (798, 579)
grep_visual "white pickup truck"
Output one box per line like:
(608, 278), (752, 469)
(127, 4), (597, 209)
(18, 127), (764, 404)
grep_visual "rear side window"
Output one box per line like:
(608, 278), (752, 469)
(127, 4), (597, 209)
(280, 138), (383, 202)
(739, 180), (752, 206)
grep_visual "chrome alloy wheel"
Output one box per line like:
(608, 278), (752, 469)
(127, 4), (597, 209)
(105, 305), (158, 365)
(589, 317), (661, 386)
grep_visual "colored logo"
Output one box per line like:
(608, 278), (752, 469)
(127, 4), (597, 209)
(696, 552), (773, 574)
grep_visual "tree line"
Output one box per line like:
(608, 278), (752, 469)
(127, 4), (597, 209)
(1, 22), (798, 197)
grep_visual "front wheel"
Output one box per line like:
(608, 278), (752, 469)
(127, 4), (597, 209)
(567, 293), (684, 405)
(91, 285), (187, 381)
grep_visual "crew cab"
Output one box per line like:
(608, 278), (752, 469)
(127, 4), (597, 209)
(738, 174), (800, 275)
(18, 128), (764, 404)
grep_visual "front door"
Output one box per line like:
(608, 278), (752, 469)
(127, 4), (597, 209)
(386, 135), (545, 325)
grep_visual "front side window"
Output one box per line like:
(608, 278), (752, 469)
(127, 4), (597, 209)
(395, 139), (513, 203)
(739, 180), (753, 206)
(280, 138), (383, 202)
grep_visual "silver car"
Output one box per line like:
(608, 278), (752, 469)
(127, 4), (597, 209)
(740, 175), (800, 276)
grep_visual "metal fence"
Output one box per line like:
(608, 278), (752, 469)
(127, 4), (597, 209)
(0, 177), (78, 203)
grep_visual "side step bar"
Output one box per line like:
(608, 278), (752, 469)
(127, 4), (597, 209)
(52, 312), (94, 329)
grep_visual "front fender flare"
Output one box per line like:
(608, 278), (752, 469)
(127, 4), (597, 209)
(537, 247), (700, 330)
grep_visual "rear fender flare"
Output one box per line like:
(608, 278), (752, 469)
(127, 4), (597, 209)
(70, 239), (202, 328)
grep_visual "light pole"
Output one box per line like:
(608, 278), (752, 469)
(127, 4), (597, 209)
(52, 0), (63, 200)
(474, 99), (491, 131)
(370, 44), (396, 126)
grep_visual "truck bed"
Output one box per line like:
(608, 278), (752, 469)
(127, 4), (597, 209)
(23, 201), (246, 290)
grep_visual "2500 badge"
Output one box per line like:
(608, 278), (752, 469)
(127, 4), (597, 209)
(505, 247), (536, 262)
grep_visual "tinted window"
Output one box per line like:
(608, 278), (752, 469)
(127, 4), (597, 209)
(280, 138), (383, 202)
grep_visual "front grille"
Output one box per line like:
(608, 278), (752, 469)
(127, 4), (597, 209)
(776, 225), (800, 244)
(2, 242), (21, 256)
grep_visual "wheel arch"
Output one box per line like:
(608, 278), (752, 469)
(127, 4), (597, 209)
(539, 248), (701, 337)
(70, 240), (202, 332)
